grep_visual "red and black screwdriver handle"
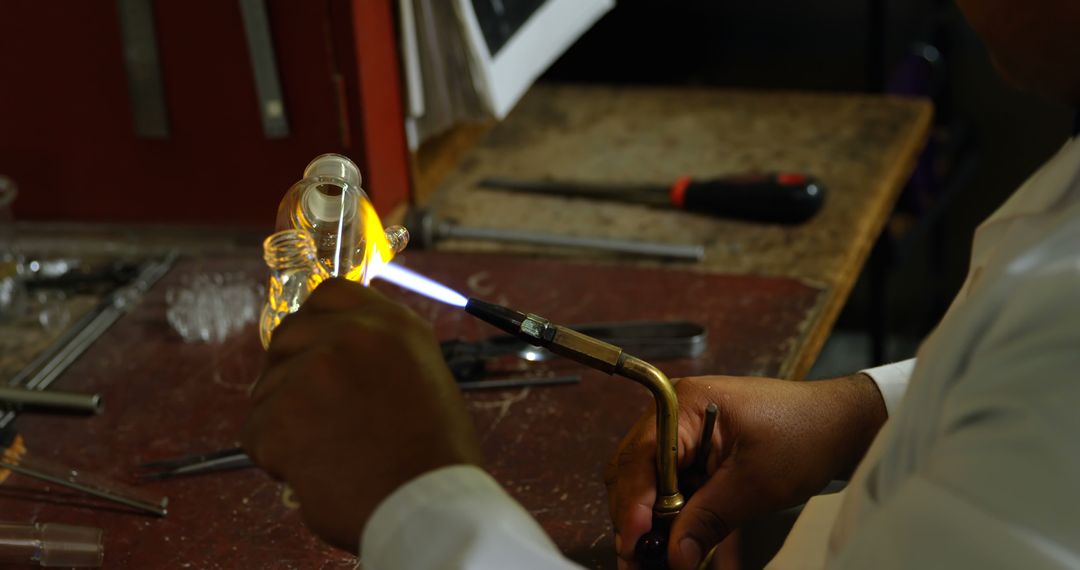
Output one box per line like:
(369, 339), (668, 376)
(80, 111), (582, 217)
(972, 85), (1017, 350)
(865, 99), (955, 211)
(669, 173), (825, 224)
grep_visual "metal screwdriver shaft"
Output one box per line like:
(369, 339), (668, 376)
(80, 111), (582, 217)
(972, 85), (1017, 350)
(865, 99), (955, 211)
(446, 224), (704, 261)
(408, 208), (705, 261)
(694, 402), (718, 474)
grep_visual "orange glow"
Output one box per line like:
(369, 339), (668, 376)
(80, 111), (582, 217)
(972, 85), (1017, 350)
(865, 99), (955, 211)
(349, 198), (395, 284)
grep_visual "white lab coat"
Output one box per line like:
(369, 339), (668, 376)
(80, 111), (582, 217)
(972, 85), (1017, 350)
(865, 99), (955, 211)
(771, 132), (1080, 568)
(360, 134), (1080, 569)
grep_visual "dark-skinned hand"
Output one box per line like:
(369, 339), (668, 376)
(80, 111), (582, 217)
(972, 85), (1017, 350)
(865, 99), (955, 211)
(606, 374), (887, 570)
(243, 278), (482, 552)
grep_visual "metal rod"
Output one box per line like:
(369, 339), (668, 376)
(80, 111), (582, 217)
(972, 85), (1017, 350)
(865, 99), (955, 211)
(0, 387), (102, 415)
(6, 306), (106, 388)
(439, 222), (705, 261)
(0, 254), (175, 429)
(24, 307), (121, 391)
(238, 0), (290, 138)
(139, 454), (255, 481)
(0, 460), (168, 517)
(694, 402), (718, 474)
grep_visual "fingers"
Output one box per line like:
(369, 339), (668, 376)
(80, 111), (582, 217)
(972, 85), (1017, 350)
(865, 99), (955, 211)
(300, 278), (385, 315)
(254, 312), (370, 400)
(665, 470), (747, 570)
(243, 346), (343, 478)
(606, 377), (746, 569)
(608, 448), (658, 565)
(243, 351), (307, 478)
(256, 279), (430, 400)
(607, 379), (720, 568)
(605, 413), (659, 562)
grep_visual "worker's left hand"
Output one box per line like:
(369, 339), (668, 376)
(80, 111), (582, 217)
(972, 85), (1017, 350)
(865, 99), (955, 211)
(242, 278), (483, 552)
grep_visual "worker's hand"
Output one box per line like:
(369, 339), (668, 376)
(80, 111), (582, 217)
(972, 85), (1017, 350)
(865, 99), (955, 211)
(243, 278), (482, 552)
(606, 374), (887, 570)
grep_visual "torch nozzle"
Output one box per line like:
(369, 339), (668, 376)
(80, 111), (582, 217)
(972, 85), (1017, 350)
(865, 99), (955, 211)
(464, 298), (530, 338)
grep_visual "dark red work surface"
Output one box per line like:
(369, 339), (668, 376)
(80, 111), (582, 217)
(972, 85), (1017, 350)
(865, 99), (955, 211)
(6, 252), (824, 569)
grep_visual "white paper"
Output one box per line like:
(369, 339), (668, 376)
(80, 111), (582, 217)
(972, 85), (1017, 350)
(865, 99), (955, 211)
(454, 0), (614, 119)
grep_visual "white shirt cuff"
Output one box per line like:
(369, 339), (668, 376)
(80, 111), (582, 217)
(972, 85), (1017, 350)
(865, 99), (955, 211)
(860, 359), (916, 416)
(361, 464), (580, 570)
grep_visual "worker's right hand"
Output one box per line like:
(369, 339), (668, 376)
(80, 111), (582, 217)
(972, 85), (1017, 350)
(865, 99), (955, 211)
(605, 374), (888, 570)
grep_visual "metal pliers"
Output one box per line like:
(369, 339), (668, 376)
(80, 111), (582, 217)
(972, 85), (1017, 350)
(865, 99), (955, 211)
(137, 447), (253, 481)
(442, 320), (707, 383)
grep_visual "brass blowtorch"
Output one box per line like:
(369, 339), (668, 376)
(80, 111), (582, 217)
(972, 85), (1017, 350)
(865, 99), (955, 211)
(465, 298), (685, 568)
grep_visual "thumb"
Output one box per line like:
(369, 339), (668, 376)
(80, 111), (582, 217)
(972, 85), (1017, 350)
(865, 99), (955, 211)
(666, 470), (749, 570)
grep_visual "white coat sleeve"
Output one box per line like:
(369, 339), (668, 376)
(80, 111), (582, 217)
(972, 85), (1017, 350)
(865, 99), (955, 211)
(859, 359), (915, 416)
(360, 465), (585, 570)
(830, 268), (1080, 568)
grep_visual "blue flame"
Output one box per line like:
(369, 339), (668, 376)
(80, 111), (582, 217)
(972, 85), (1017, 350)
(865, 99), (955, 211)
(372, 262), (468, 307)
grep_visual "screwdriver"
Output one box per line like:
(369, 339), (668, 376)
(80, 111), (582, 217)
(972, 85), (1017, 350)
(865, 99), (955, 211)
(478, 173), (825, 224)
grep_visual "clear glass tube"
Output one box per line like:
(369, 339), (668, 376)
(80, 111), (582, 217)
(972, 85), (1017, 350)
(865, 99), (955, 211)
(259, 230), (328, 348)
(0, 522), (104, 567)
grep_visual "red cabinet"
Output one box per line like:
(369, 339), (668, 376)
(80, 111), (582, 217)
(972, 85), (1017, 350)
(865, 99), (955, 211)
(0, 0), (409, 226)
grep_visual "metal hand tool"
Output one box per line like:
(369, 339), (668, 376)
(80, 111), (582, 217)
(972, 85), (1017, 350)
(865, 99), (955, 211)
(693, 402), (718, 475)
(518, 321), (707, 362)
(0, 458), (168, 517)
(0, 386), (102, 415)
(479, 172), (826, 224)
(239, 0), (290, 139)
(678, 401), (719, 500)
(406, 208), (705, 262)
(117, 0), (170, 138)
(1, 427), (168, 517)
(137, 447), (254, 481)
(690, 403), (719, 570)
(442, 320), (706, 383)
(1, 254), (175, 430)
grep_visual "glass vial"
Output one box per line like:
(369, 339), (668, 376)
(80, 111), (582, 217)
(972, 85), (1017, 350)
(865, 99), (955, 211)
(0, 522), (104, 567)
(259, 229), (328, 348)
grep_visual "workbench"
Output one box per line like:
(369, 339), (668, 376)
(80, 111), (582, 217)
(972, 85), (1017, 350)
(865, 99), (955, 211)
(424, 84), (933, 380)
(1, 85), (931, 569)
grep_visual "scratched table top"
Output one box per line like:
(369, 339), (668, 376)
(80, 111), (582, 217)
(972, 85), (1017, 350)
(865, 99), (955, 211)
(3, 85), (930, 568)
(4, 252), (823, 569)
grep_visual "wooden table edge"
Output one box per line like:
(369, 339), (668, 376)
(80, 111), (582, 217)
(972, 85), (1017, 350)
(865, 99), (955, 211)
(782, 98), (935, 380)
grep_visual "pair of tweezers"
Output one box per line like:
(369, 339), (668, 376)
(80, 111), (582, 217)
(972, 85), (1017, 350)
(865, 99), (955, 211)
(137, 446), (253, 481)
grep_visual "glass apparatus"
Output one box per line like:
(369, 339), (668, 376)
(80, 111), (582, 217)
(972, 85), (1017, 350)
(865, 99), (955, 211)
(259, 154), (408, 347)
(0, 522), (104, 567)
